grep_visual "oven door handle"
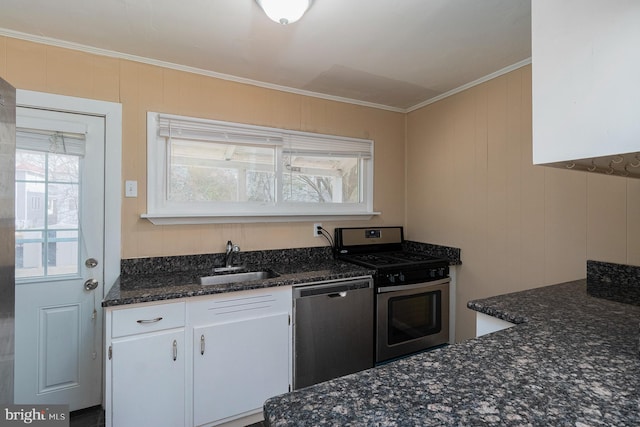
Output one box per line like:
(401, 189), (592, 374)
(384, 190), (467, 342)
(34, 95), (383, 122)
(377, 277), (450, 294)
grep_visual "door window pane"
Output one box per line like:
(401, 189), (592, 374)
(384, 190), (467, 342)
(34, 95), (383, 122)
(48, 152), (80, 182)
(46, 230), (79, 276)
(15, 230), (43, 278)
(15, 147), (80, 279)
(48, 183), (79, 228)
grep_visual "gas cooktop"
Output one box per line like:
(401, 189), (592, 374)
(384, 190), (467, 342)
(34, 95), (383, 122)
(343, 251), (447, 269)
(334, 227), (450, 286)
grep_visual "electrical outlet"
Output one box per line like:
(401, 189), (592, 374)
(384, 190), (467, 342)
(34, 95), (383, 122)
(313, 223), (322, 237)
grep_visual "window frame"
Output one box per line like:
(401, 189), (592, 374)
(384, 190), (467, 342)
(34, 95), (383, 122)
(143, 112), (378, 225)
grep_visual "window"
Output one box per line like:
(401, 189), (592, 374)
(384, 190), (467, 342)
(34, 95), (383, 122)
(144, 112), (376, 224)
(15, 130), (83, 279)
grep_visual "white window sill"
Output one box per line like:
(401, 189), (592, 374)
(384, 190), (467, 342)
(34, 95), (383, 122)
(141, 212), (381, 225)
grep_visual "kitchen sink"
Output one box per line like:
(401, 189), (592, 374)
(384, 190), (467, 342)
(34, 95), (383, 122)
(199, 270), (279, 286)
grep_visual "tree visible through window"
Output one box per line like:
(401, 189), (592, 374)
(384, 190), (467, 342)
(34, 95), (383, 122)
(146, 112), (374, 221)
(168, 139), (276, 203)
(283, 154), (359, 203)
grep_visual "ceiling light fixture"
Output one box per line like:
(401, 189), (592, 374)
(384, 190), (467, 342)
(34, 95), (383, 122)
(256, 0), (313, 25)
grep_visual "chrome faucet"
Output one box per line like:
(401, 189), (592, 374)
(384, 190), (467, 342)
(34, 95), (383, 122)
(225, 240), (240, 268)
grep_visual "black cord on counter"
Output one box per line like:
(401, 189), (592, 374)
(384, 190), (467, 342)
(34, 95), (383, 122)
(318, 226), (336, 257)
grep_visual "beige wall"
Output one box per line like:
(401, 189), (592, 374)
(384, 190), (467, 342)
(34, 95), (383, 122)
(5, 37), (639, 343)
(0, 36), (405, 258)
(406, 65), (640, 341)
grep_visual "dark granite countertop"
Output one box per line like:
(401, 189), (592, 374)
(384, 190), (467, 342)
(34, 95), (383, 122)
(103, 242), (461, 308)
(264, 280), (640, 426)
(103, 259), (375, 307)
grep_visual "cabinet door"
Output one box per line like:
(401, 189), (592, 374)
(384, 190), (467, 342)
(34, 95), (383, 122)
(193, 313), (289, 426)
(111, 330), (185, 427)
(532, 0), (640, 164)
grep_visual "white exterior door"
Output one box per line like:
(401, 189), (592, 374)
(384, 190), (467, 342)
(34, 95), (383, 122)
(14, 106), (105, 411)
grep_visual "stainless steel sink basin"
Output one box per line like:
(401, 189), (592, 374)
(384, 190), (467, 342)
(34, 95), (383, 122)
(199, 270), (279, 286)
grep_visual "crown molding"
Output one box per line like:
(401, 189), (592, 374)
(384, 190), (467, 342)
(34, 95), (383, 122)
(0, 28), (405, 113)
(0, 28), (530, 114)
(405, 58), (532, 113)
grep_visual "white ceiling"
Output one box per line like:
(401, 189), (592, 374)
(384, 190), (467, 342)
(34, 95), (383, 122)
(0, 0), (531, 111)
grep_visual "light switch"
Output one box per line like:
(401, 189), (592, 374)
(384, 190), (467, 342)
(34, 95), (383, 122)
(125, 180), (138, 198)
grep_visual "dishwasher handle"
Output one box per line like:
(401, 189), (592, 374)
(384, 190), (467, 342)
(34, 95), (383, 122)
(328, 291), (347, 298)
(294, 277), (372, 299)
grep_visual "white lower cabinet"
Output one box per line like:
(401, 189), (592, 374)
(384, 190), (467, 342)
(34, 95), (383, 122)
(105, 287), (292, 427)
(111, 330), (186, 427)
(106, 301), (186, 427)
(190, 287), (291, 426)
(193, 313), (289, 426)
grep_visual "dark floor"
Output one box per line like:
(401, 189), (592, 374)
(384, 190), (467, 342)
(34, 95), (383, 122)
(69, 406), (104, 427)
(69, 406), (266, 427)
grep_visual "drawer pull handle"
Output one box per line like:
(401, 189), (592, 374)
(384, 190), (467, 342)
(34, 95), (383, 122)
(136, 317), (163, 324)
(173, 340), (177, 361)
(200, 335), (205, 355)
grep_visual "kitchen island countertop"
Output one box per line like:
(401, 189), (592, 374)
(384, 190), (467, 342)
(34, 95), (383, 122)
(263, 279), (640, 426)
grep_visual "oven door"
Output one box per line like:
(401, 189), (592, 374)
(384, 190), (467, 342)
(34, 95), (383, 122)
(376, 278), (450, 363)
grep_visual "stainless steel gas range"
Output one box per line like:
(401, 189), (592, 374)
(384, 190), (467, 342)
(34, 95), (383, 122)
(335, 226), (450, 364)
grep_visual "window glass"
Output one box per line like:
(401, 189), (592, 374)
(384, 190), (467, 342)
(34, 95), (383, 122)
(283, 154), (360, 203)
(168, 139), (276, 203)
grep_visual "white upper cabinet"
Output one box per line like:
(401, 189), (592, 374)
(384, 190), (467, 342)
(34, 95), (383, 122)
(532, 0), (640, 175)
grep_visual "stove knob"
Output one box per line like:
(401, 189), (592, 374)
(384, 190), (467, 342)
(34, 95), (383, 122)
(388, 274), (396, 283)
(399, 273), (405, 282)
(430, 270), (436, 278)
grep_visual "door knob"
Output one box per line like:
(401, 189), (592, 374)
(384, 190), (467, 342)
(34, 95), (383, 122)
(85, 258), (98, 268)
(84, 279), (99, 291)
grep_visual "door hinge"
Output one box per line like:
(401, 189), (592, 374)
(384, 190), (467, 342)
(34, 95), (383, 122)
(108, 345), (112, 360)
(288, 384), (291, 392)
(288, 314), (291, 326)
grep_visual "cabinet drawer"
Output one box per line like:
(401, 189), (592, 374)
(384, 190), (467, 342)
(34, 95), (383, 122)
(189, 286), (291, 325)
(111, 302), (185, 338)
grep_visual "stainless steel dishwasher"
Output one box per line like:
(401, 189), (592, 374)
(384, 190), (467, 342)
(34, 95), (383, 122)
(293, 276), (374, 389)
